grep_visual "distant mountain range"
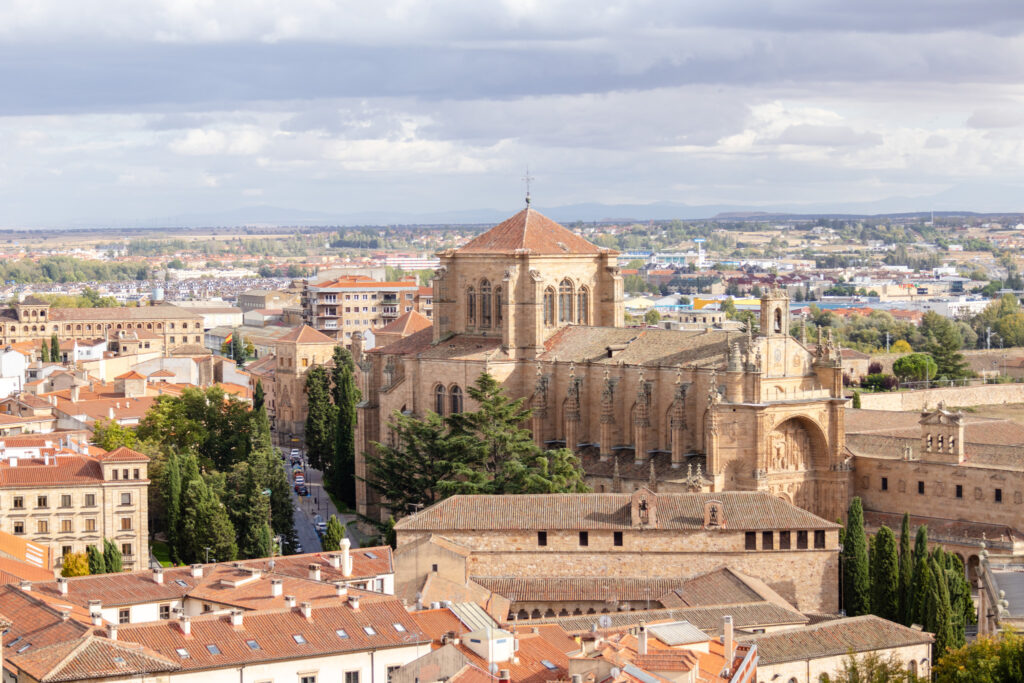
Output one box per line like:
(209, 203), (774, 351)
(37, 182), (1024, 229)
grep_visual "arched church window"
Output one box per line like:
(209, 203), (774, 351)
(479, 280), (492, 328)
(576, 287), (589, 325)
(938, 435), (944, 450)
(559, 279), (573, 323)
(926, 434), (933, 451)
(467, 287), (476, 325)
(774, 308), (782, 333)
(494, 286), (503, 326)
(543, 288), (555, 327)
(450, 385), (463, 414)
(434, 384), (447, 415)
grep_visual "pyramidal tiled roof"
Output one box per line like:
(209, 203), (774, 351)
(11, 635), (178, 682)
(376, 310), (432, 336)
(455, 207), (606, 255)
(276, 325), (336, 345)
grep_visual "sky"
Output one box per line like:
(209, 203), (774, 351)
(2, 0), (1024, 227)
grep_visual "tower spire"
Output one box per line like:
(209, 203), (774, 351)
(522, 167), (534, 207)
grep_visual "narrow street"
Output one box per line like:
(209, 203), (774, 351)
(282, 447), (374, 554)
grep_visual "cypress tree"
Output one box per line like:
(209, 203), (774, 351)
(86, 544), (106, 574)
(910, 555), (932, 627)
(930, 556), (955, 657)
(322, 515), (344, 552)
(331, 346), (360, 508)
(898, 513), (913, 625)
(870, 525), (899, 622)
(842, 497), (871, 616)
(103, 539), (123, 573)
(181, 477), (237, 564)
(40, 341), (49, 363)
(944, 553), (972, 649)
(164, 452), (182, 564)
(50, 333), (59, 362)
(914, 525), (929, 567)
(253, 380), (265, 413)
(304, 365), (334, 472)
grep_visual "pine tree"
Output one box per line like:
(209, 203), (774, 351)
(164, 452), (182, 564)
(304, 365), (335, 472)
(103, 538), (123, 573)
(898, 513), (914, 625)
(253, 380), (265, 413)
(870, 525), (899, 622)
(322, 515), (344, 552)
(40, 341), (49, 363)
(842, 497), (871, 616)
(50, 333), (59, 363)
(330, 346), (360, 508)
(86, 544), (106, 574)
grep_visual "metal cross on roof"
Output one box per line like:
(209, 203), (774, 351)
(522, 167), (534, 205)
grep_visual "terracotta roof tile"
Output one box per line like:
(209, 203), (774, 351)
(471, 577), (684, 604)
(276, 325), (337, 345)
(119, 600), (427, 671)
(11, 635), (179, 682)
(738, 615), (932, 664)
(369, 327), (434, 356)
(99, 447), (149, 463)
(376, 310), (432, 336)
(454, 208), (606, 256)
(396, 492), (838, 532)
(114, 371), (146, 380)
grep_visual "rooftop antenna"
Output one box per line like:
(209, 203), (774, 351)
(522, 167), (534, 207)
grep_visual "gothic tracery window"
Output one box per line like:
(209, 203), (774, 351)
(559, 279), (573, 323)
(434, 384), (447, 415)
(494, 286), (502, 326)
(467, 286), (476, 325)
(479, 280), (492, 328)
(543, 288), (555, 327)
(576, 287), (589, 325)
(450, 385), (463, 414)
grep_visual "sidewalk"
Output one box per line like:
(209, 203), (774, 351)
(289, 450), (377, 548)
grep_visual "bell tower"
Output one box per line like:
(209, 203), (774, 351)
(760, 288), (790, 337)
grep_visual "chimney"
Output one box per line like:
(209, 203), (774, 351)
(57, 577), (68, 595)
(88, 599), (102, 613)
(180, 616), (191, 636)
(191, 564), (203, 578)
(336, 583), (348, 599)
(60, 609), (70, 622)
(19, 581), (30, 592)
(571, 676), (583, 683)
(348, 594), (360, 611)
(328, 553), (341, 569)
(230, 610), (244, 628)
(153, 568), (164, 584)
(70, 384), (79, 402)
(723, 615), (734, 669)
(271, 578), (283, 597)
(341, 538), (353, 577)
(91, 611), (103, 627)
(107, 406), (115, 420)
(108, 625), (117, 641)
(638, 621), (648, 655)
(285, 595), (296, 608)
(498, 670), (510, 683)
(308, 564), (321, 582)
(300, 602), (313, 620)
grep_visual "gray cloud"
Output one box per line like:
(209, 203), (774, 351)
(968, 107), (1024, 129)
(772, 124), (883, 148)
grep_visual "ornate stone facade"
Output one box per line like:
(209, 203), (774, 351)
(355, 207), (849, 522)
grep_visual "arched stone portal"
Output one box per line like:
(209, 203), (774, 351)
(765, 416), (835, 518)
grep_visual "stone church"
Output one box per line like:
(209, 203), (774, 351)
(353, 206), (850, 522)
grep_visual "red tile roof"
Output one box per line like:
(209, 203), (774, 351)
(276, 325), (336, 345)
(98, 447), (149, 463)
(119, 600), (427, 671)
(376, 310), (432, 336)
(455, 208), (606, 255)
(11, 635), (178, 682)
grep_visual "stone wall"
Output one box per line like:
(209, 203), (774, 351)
(855, 383), (1024, 411)
(754, 642), (931, 683)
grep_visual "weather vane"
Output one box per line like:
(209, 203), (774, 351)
(522, 167), (534, 206)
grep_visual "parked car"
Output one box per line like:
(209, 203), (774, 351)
(296, 485), (309, 496)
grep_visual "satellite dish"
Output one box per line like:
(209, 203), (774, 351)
(598, 615), (613, 628)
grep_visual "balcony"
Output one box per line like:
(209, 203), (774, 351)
(381, 307), (399, 319)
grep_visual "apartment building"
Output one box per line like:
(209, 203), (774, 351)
(0, 437), (149, 572)
(302, 276), (419, 342)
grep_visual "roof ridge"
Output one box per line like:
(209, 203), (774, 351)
(37, 635), (96, 682)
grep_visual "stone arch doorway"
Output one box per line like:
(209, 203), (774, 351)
(766, 416), (829, 472)
(967, 555), (981, 587)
